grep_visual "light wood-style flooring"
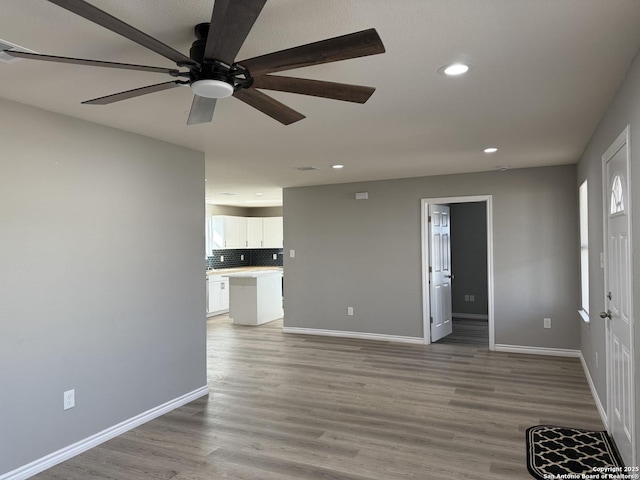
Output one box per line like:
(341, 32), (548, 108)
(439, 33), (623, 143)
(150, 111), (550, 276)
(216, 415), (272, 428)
(32, 315), (603, 480)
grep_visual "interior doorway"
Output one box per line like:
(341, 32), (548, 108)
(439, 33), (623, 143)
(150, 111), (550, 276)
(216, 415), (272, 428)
(421, 195), (495, 349)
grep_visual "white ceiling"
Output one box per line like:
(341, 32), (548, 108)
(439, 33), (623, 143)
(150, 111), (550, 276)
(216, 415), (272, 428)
(2, 1), (640, 206)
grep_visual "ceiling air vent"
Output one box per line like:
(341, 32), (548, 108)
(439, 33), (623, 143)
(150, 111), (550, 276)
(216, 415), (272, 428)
(295, 166), (320, 171)
(0, 39), (37, 64)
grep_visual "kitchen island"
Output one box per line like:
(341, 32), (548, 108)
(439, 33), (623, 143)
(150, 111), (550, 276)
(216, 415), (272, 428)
(224, 269), (283, 325)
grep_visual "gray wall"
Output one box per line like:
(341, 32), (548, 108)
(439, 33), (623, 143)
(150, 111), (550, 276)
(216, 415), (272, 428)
(577, 47), (640, 461)
(450, 202), (488, 316)
(206, 205), (283, 217)
(247, 206), (283, 217)
(283, 165), (579, 348)
(207, 204), (249, 216)
(0, 99), (207, 475)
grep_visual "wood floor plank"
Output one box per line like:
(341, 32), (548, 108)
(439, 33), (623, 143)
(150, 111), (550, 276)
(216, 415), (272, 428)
(32, 315), (602, 480)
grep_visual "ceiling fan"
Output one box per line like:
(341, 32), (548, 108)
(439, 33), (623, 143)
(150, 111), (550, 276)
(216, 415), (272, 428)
(4, 0), (386, 125)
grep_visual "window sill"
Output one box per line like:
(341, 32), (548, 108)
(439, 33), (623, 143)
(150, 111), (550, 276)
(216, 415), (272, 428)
(578, 309), (590, 324)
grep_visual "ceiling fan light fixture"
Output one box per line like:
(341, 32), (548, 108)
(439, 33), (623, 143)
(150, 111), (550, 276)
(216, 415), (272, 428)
(191, 79), (234, 99)
(439, 63), (470, 76)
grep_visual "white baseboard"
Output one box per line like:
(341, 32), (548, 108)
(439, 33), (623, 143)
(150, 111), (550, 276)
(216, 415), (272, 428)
(579, 352), (608, 428)
(1, 385), (209, 480)
(452, 313), (489, 320)
(494, 344), (581, 358)
(282, 327), (424, 344)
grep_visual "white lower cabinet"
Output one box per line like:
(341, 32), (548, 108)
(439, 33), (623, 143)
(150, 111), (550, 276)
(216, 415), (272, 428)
(207, 275), (229, 316)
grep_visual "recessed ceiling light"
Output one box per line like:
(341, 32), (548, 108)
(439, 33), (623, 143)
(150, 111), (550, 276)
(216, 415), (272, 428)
(439, 63), (470, 76)
(254, 193), (263, 196)
(218, 192), (237, 196)
(484, 147), (499, 153)
(332, 164), (344, 169)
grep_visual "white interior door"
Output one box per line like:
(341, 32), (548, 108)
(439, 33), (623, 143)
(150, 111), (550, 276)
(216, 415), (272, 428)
(430, 204), (453, 342)
(603, 128), (634, 467)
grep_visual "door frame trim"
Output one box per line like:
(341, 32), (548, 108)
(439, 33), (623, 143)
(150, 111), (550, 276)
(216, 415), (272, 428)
(420, 195), (495, 349)
(601, 124), (635, 466)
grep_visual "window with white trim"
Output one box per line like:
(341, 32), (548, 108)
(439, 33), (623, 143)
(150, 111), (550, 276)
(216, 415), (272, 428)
(579, 180), (589, 321)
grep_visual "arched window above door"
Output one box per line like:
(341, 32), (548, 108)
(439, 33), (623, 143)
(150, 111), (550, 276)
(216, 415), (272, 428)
(610, 174), (625, 214)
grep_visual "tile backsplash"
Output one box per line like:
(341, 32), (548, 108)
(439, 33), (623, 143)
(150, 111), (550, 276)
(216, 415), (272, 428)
(207, 248), (283, 270)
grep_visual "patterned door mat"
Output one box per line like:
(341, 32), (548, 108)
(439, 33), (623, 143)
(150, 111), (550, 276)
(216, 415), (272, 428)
(526, 425), (624, 479)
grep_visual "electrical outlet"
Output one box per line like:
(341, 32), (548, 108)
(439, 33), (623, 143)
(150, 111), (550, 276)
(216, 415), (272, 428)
(544, 318), (551, 329)
(240, 254), (244, 261)
(347, 307), (354, 316)
(290, 249), (295, 258)
(469, 295), (475, 302)
(272, 254), (277, 260)
(464, 295), (469, 301)
(63, 389), (75, 410)
(220, 255), (224, 262)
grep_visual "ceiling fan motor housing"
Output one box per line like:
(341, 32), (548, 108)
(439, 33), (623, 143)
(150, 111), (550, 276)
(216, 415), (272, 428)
(188, 23), (253, 92)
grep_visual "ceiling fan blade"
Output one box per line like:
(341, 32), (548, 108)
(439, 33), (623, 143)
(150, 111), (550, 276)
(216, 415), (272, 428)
(204, 0), (267, 65)
(4, 51), (181, 75)
(82, 81), (183, 105)
(233, 88), (305, 125)
(239, 28), (385, 76)
(47, 0), (196, 67)
(187, 95), (217, 125)
(252, 75), (376, 104)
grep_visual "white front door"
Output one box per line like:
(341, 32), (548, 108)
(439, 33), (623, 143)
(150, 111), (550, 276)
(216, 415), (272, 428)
(603, 127), (634, 467)
(430, 204), (453, 342)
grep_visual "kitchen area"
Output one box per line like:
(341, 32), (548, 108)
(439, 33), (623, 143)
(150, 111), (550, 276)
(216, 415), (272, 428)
(205, 211), (284, 326)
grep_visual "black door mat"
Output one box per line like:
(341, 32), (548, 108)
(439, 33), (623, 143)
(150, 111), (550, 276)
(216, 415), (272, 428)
(526, 425), (625, 479)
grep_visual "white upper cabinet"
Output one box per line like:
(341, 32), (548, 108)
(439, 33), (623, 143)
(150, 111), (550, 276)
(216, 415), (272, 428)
(211, 216), (224, 249)
(224, 216), (247, 248)
(209, 215), (282, 250)
(205, 216), (214, 255)
(263, 217), (284, 248)
(247, 217), (264, 248)
(211, 215), (247, 249)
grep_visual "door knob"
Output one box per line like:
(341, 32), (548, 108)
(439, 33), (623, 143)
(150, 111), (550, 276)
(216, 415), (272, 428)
(599, 310), (612, 319)
(445, 274), (455, 279)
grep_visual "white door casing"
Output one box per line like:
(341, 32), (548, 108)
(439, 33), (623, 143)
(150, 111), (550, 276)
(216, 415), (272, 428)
(429, 204), (453, 342)
(421, 196), (495, 348)
(603, 126), (635, 467)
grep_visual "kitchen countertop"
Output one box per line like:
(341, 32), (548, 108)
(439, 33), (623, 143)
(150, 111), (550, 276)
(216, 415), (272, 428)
(224, 270), (283, 279)
(206, 266), (282, 276)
